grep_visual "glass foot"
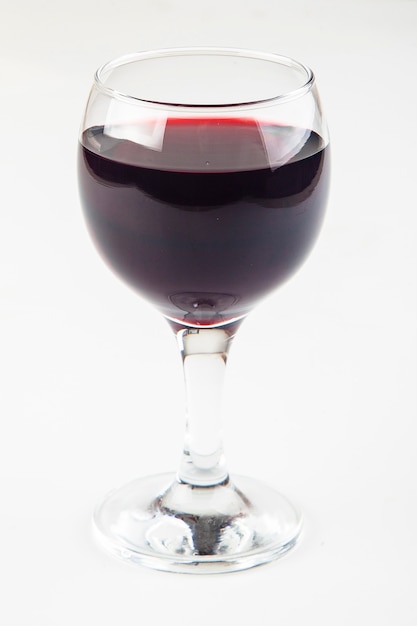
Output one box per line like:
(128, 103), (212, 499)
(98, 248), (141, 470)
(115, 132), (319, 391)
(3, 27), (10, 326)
(93, 473), (302, 573)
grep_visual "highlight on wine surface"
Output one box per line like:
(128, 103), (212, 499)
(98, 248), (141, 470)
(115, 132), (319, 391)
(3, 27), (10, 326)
(78, 48), (330, 573)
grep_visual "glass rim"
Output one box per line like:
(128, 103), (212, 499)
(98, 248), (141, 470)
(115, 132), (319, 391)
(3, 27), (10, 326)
(93, 47), (315, 109)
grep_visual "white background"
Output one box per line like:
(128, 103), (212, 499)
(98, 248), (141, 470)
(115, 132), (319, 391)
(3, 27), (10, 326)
(1, 0), (416, 623)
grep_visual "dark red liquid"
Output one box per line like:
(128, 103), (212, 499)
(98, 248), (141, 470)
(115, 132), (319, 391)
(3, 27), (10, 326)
(78, 118), (329, 327)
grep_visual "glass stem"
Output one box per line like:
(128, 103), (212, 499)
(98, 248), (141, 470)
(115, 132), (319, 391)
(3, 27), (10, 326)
(176, 327), (234, 487)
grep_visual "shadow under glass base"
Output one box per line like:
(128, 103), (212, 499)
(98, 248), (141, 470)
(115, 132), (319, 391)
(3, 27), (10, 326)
(93, 473), (302, 574)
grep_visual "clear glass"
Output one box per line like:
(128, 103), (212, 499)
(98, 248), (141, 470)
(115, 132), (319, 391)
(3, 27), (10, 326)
(78, 47), (330, 573)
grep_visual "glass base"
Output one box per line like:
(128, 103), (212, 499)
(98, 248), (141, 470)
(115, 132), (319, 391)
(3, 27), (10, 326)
(93, 473), (302, 573)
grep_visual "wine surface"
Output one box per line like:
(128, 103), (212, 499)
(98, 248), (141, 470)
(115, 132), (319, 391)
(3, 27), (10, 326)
(78, 118), (329, 326)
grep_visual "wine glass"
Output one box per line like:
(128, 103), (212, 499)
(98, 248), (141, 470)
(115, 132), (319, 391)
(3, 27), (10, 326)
(78, 47), (330, 573)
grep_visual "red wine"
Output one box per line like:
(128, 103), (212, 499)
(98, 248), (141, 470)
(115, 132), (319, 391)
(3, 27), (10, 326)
(78, 118), (329, 326)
